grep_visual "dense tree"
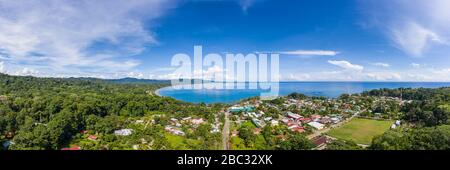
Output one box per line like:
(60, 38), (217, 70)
(0, 73), (222, 150)
(370, 125), (450, 150)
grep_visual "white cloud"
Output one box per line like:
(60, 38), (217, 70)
(16, 68), (40, 76)
(364, 72), (401, 81)
(328, 60), (364, 71)
(287, 73), (311, 81)
(0, 0), (175, 76)
(391, 22), (446, 56)
(372, 62), (390, 68)
(125, 72), (145, 79)
(432, 68), (450, 80)
(279, 50), (339, 56)
(284, 70), (403, 82)
(361, 0), (450, 57)
(411, 63), (422, 68)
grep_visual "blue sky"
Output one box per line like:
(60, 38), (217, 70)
(0, 0), (450, 81)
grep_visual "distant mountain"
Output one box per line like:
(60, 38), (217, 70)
(0, 73), (213, 85)
(107, 77), (170, 84)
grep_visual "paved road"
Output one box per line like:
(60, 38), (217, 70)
(222, 111), (230, 150)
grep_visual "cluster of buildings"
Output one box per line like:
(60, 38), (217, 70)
(229, 98), (349, 135)
(164, 117), (206, 136)
(224, 97), (363, 150)
(281, 112), (344, 132)
(165, 125), (185, 136)
(164, 116), (221, 136)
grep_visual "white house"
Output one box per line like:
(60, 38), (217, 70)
(307, 122), (325, 130)
(330, 117), (340, 124)
(390, 124), (397, 129)
(191, 118), (205, 125)
(270, 120), (279, 126)
(395, 120), (401, 126)
(114, 129), (133, 136)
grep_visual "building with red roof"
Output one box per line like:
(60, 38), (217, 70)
(88, 135), (98, 141)
(62, 145), (81, 150)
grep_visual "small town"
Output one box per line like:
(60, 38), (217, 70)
(52, 91), (416, 151)
(223, 93), (408, 150)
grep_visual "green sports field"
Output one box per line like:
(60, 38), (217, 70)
(327, 118), (393, 145)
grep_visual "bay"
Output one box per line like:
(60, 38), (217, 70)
(157, 82), (450, 104)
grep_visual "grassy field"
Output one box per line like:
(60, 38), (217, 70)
(439, 104), (450, 112)
(327, 118), (393, 144)
(166, 133), (201, 150)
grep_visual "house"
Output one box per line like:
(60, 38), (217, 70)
(395, 120), (401, 126)
(175, 122), (182, 127)
(313, 136), (328, 148)
(171, 129), (185, 136)
(390, 124), (397, 129)
(62, 145), (81, 150)
(319, 117), (332, 124)
(165, 125), (185, 136)
(230, 106), (245, 113)
(211, 125), (220, 133)
(307, 122), (325, 130)
(247, 112), (259, 118)
(191, 118), (205, 125)
(281, 118), (290, 124)
(114, 129), (133, 136)
(229, 105), (255, 113)
(182, 117), (192, 121)
(88, 135), (98, 141)
(270, 120), (279, 126)
(252, 118), (263, 128)
(288, 124), (299, 129)
(299, 117), (312, 123)
(330, 117), (341, 124)
(264, 117), (273, 121)
(286, 111), (302, 120)
(245, 105), (255, 111)
(288, 99), (298, 103)
(231, 130), (239, 137)
(288, 125), (305, 133)
(253, 128), (262, 135)
(291, 126), (305, 133)
(276, 134), (286, 141)
(311, 114), (322, 121)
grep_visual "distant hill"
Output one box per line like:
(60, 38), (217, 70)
(107, 77), (170, 84)
(0, 73), (215, 85)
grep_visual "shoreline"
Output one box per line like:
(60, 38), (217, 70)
(154, 88), (163, 97)
(152, 83), (450, 104)
(154, 86), (173, 97)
